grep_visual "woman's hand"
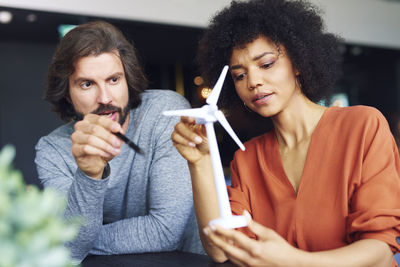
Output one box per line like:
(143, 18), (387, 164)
(204, 211), (301, 267)
(171, 116), (209, 163)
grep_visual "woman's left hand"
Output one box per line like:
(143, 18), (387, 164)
(204, 211), (302, 267)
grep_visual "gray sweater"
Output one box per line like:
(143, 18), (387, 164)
(35, 90), (203, 261)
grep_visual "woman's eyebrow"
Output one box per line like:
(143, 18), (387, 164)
(230, 52), (274, 70)
(253, 51), (274, 61)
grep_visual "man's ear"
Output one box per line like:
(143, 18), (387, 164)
(65, 94), (71, 103)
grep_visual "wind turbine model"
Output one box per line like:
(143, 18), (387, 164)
(163, 65), (247, 229)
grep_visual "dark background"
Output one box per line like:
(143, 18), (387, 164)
(1, 6), (400, 187)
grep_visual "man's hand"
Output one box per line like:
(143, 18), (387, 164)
(71, 114), (122, 179)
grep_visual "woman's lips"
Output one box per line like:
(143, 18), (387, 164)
(252, 93), (273, 105)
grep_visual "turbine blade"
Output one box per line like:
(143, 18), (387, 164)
(206, 65), (229, 106)
(163, 108), (206, 118)
(215, 110), (245, 151)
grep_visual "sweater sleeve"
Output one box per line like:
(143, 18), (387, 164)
(347, 108), (400, 253)
(89, 91), (194, 255)
(35, 135), (109, 262)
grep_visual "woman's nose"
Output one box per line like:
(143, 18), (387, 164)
(247, 69), (263, 90)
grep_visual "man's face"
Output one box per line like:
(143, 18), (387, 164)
(68, 51), (130, 128)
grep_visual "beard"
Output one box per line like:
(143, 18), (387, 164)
(74, 102), (131, 126)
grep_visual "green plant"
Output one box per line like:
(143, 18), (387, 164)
(0, 145), (80, 267)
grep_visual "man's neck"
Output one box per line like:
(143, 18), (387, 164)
(121, 112), (130, 133)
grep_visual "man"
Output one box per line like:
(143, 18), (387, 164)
(35, 21), (202, 261)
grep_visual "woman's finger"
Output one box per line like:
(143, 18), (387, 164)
(212, 225), (260, 254)
(246, 218), (279, 242)
(174, 121), (203, 145)
(171, 130), (197, 148)
(207, 228), (252, 266)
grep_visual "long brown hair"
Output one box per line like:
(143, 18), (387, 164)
(45, 20), (148, 122)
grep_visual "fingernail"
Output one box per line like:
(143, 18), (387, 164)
(112, 124), (120, 132)
(243, 210), (252, 221)
(203, 228), (209, 236)
(112, 147), (121, 154)
(113, 138), (121, 147)
(194, 136), (203, 144)
(188, 142), (196, 147)
(210, 224), (216, 231)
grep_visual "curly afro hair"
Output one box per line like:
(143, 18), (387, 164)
(196, 0), (343, 109)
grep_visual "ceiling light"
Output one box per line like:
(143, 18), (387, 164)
(0, 11), (13, 24)
(26, 13), (37, 23)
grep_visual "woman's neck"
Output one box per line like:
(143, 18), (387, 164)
(272, 95), (326, 149)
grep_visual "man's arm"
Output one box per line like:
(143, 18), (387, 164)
(35, 134), (109, 262)
(89, 91), (195, 254)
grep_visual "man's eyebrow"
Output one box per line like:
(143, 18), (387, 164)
(72, 77), (93, 85)
(230, 51), (275, 70)
(72, 72), (124, 84)
(107, 72), (124, 79)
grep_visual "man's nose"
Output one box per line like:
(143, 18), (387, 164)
(97, 84), (112, 104)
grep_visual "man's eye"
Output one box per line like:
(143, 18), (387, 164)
(110, 77), (119, 84)
(81, 81), (92, 89)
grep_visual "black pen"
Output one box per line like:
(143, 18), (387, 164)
(114, 132), (144, 154)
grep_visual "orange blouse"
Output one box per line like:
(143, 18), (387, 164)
(228, 106), (400, 255)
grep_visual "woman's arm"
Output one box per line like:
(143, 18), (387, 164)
(172, 117), (229, 262)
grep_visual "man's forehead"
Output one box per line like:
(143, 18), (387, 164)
(71, 52), (125, 79)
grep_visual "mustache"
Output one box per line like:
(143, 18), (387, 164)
(91, 104), (122, 115)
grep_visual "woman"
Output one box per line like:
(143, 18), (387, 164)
(172, 0), (400, 266)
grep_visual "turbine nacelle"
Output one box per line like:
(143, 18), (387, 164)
(163, 104), (218, 124)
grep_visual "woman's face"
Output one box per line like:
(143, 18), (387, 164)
(229, 35), (301, 117)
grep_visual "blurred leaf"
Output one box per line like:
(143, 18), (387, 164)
(0, 145), (81, 266)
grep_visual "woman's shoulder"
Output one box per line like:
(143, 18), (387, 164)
(326, 105), (387, 128)
(328, 105), (384, 120)
(320, 105), (391, 146)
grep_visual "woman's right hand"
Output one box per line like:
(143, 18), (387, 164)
(171, 116), (209, 163)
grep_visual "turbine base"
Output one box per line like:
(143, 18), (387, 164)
(209, 215), (247, 229)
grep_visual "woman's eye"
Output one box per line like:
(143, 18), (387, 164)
(80, 81), (92, 89)
(234, 73), (245, 81)
(261, 62), (274, 69)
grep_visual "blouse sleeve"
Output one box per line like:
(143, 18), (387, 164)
(227, 156), (257, 239)
(347, 109), (400, 253)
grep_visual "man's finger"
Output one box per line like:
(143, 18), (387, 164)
(72, 129), (121, 155)
(85, 114), (121, 133)
(72, 143), (112, 158)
